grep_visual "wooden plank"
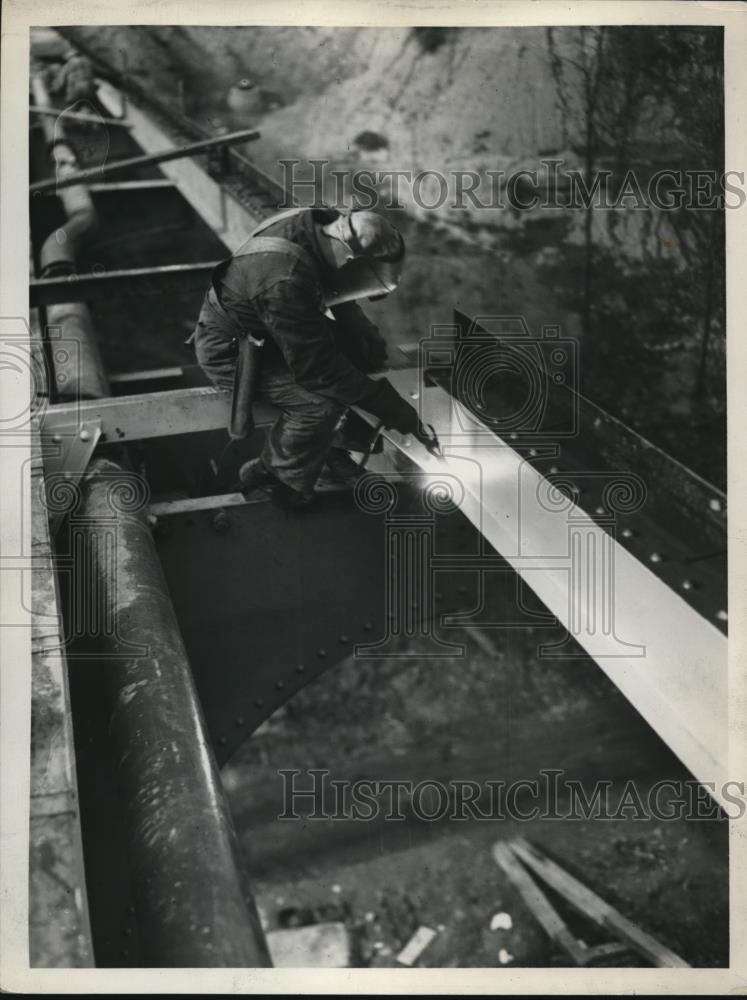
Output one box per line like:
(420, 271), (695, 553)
(510, 837), (689, 968)
(492, 842), (586, 965)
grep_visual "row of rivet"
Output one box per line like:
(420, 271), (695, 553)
(216, 622), (378, 746)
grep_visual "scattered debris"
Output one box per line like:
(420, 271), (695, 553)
(266, 921), (350, 968)
(277, 905), (314, 929)
(396, 925), (438, 967)
(489, 911), (513, 932)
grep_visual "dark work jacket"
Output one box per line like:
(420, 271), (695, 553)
(195, 208), (385, 405)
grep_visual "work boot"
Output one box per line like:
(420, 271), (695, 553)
(314, 449), (364, 493)
(236, 457), (277, 498)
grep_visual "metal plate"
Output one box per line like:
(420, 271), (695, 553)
(375, 367), (728, 799)
(153, 488), (547, 767)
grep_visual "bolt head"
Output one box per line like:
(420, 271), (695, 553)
(79, 429), (91, 441)
(649, 552), (663, 563)
(621, 528), (635, 539)
(709, 498), (722, 513)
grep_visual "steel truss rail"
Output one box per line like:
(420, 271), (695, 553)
(29, 127), (260, 194)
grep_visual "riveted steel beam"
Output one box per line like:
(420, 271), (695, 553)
(370, 364), (728, 801)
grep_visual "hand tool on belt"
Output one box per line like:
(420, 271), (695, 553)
(190, 227), (311, 439)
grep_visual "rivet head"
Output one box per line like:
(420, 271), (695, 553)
(709, 498), (722, 513)
(435, 592), (443, 600)
(458, 585), (466, 594)
(218, 736), (227, 746)
(254, 698), (264, 708)
(339, 635), (349, 643)
(716, 609), (728, 622)
(621, 528), (635, 539)
(235, 717), (245, 727)
(595, 506), (605, 515)
(509, 433), (518, 441)
(549, 466), (558, 474)
(649, 552), (663, 563)
(317, 648), (327, 658)
(79, 429), (91, 441)
(52, 433), (62, 443)
(363, 623), (373, 631)
(529, 448), (537, 457)
(296, 663), (306, 673)
(275, 680), (285, 690)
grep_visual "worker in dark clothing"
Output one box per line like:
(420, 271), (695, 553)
(48, 44), (97, 104)
(192, 206), (427, 509)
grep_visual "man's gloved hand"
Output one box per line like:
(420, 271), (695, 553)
(359, 378), (420, 435)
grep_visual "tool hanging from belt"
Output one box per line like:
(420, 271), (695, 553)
(191, 233), (312, 439)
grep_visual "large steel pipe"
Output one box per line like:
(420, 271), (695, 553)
(32, 72), (109, 399)
(77, 456), (271, 967)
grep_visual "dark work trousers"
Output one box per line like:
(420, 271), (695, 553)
(195, 328), (346, 495)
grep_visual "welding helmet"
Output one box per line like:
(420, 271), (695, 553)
(322, 209), (405, 306)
